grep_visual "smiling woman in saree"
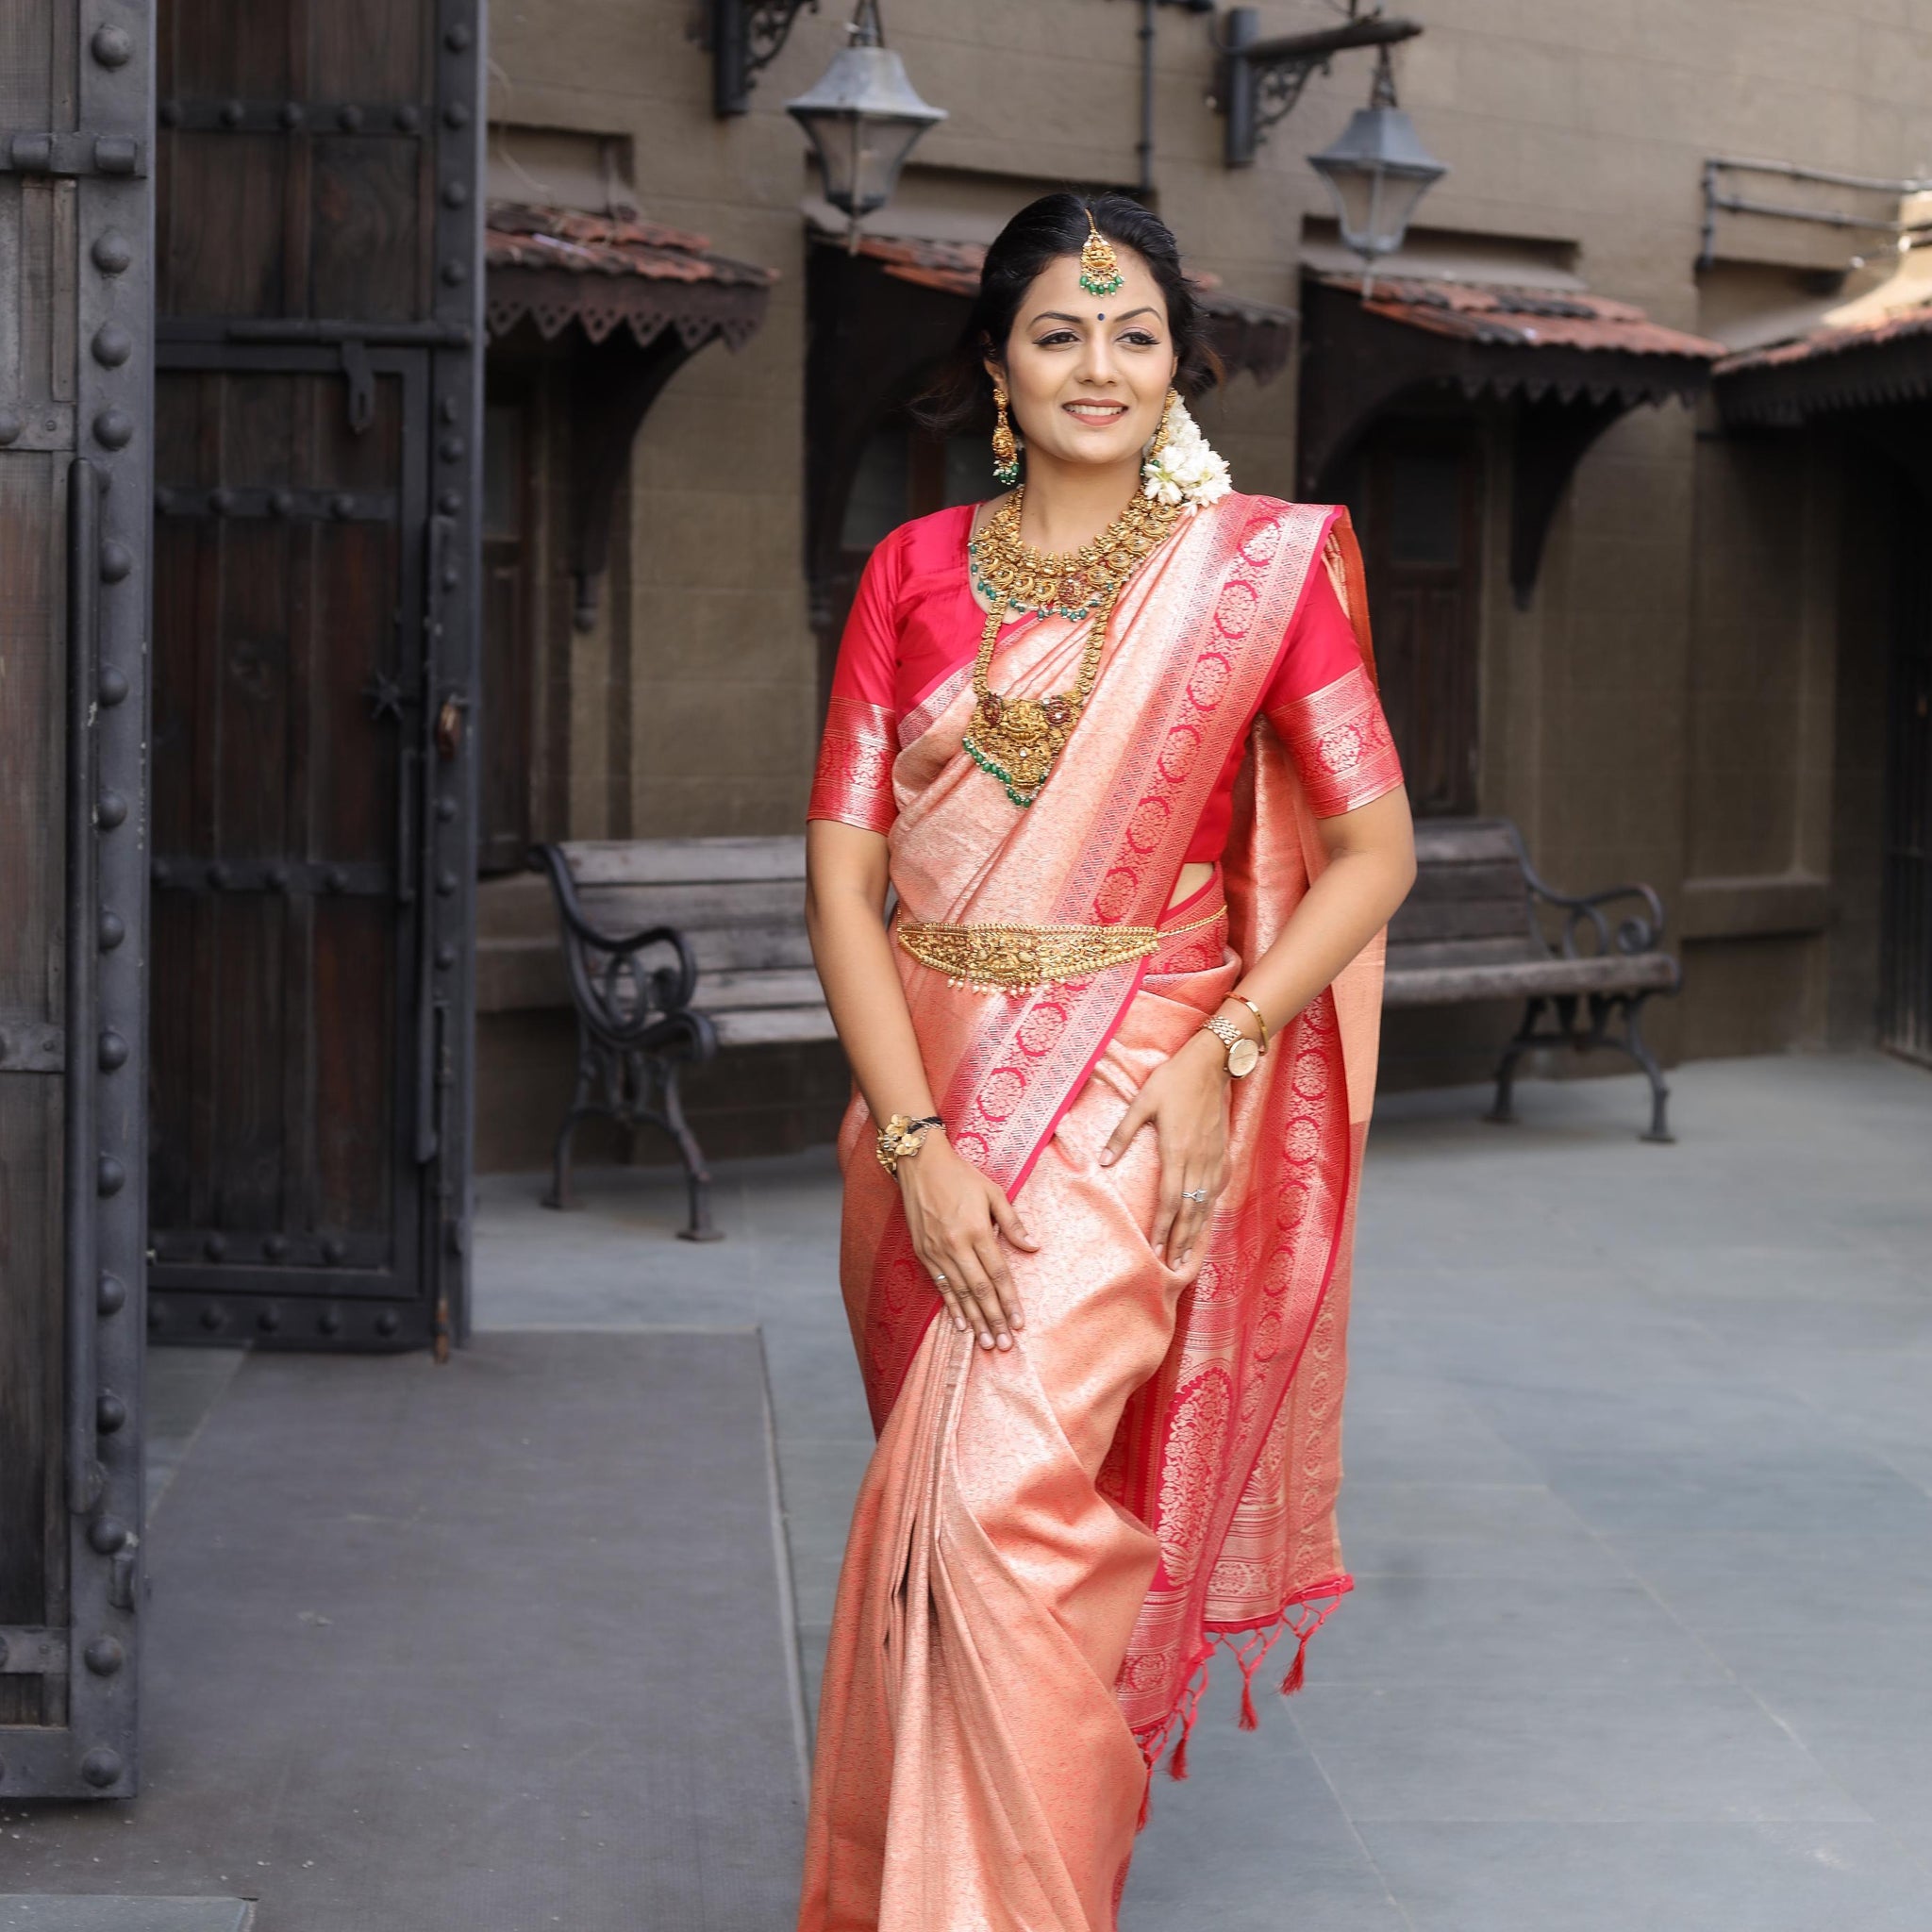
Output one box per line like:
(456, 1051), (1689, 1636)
(799, 192), (1415, 1932)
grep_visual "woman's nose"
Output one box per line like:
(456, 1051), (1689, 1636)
(1075, 335), (1120, 386)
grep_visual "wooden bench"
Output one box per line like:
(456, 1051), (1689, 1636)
(528, 836), (831, 1240)
(1384, 818), (1682, 1141)
(532, 817), (1681, 1241)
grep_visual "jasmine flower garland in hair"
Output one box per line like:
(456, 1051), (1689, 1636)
(1141, 395), (1232, 508)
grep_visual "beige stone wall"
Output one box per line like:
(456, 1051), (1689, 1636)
(475, 0), (1928, 1138)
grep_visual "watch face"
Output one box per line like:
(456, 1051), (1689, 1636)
(1227, 1036), (1260, 1077)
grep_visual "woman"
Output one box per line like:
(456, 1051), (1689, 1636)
(799, 192), (1415, 1932)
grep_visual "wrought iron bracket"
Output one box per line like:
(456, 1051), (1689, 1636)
(1217, 5), (1421, 168)
(710, 0), (820, 117)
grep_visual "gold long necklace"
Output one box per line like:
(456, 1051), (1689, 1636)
(964, 481), (1185, 807)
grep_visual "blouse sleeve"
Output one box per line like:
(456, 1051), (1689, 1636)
(807, 536), (903, 835)
(1259, 530), (1406, 818)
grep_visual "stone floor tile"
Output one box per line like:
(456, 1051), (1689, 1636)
(1123, 1661), (1409, 1931)
(1532, 1443), (1932, 1539)
(1355, 1821), (1932, 1930)
(1311, 1572), (1730, 1690)
(1288, 1677), (1871, 1824)
(1336, 1478), (1627, 1586)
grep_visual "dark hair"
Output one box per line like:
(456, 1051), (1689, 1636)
(912, 192), (1221, 432)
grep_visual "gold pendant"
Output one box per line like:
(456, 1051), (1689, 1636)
(963, 691), (1079, 806)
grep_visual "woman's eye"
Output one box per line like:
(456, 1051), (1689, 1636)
(1120, 330), (1159, 346)
(1033, 330), (1079, 347)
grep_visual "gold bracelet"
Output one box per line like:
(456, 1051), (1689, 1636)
(1228, 994), (1269, 1052)
(875, 1112), (943, 1176)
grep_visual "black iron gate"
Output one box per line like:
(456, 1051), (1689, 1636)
(1880, 477), (1931, 1064)
(0, 0), (155, 1800)
(145, 0), (483, 1355)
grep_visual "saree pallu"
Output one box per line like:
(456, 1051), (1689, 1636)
(800, 494), (1391, 1932)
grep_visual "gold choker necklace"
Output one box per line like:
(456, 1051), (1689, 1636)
(964, 482), (1186, 807)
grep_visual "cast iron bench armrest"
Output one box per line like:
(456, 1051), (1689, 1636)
(528, 841), (703, 1047)
(1510, 827), (1669, 960)
(1393, 817), (1681, 1142)
(529, 835), (827, 1239)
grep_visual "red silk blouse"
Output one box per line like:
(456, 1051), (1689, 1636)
(808, 502), (1403, 857)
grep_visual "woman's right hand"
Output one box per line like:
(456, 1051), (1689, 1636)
(898, 1135), (1039, 1351)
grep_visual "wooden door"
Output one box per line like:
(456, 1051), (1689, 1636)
(0, 0), (155, 1798)
(147, 0), (483, 1353)
(1880, 488), (1931, 1064)
(147, 353), (427, 1324)
(1341, 417), (1482, 818)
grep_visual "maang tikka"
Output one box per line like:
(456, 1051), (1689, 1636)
(991, 383), (1020, 488)
(1078, 208), (1124, 297)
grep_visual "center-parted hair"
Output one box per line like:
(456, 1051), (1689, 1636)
(914, 192), (1222, 433)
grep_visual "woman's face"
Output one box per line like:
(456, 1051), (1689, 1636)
(987, 244), (1178, 475)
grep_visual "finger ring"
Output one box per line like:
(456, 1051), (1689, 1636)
(1183, 1188), (1209, 1203)
(933, 1274), (947, 1286)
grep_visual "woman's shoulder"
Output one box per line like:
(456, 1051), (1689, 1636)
(879, 501), (981, 569)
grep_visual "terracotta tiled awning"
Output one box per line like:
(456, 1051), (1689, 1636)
(1715, 300), (1932, 425)
(1317, 274), (1725, 398)
(1300, 275), (1725, 608)
(485, 204), (776, 352)
(843, 231), (1299, 387)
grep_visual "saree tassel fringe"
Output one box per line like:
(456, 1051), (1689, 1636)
(1128, 1579), (1355, 1813)
(1280, 1639), (1307, 1698)
(1165, 1666), (1211, 1782)
(1232, 1624), (1291, 1729)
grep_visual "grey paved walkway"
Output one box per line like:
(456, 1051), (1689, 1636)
(476, 1051), (1932, 1929)
(8, 1334), (802, 1932)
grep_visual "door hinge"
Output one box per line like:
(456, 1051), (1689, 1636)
(1, 132), (147, 177)
(0, 1627), (72, 1674)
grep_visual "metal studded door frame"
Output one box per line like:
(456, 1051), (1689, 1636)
(0, 0), (155, 1800)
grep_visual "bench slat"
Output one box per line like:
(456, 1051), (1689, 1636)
(688, 927), (818, 973)
(561, 835), (806, 887)
(1384, 950), (1677, 1008)
(693, 968), (827, 1012)
(1387, 935), (1545, 971)
(571, 878), (808, 934)
(711, 1005), (841, 1047)
(1410, 818), (1522, 865)
(1388, 895), (1533, 944)
(1400, 859), (1526, 908)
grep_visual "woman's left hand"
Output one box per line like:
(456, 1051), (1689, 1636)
(1099, 1029), (1230, 1269)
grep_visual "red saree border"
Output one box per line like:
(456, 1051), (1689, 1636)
(1128, 1033), (1359, 1780)
(1268, 661), (1405, 818)
(807, 694), (899, 835)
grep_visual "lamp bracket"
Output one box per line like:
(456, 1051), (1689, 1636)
(1217, 7), (1422, 168)
(712, 0), (820, 117)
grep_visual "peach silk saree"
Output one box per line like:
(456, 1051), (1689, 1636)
(800, 493), (1399, 1932)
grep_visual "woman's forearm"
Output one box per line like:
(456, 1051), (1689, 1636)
(1232, 848), (1409, 1031)
(1225, 792), (1417, 1041)
(805, 835), (937, 1127)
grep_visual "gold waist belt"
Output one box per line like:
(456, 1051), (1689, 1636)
(897, 907), (1222, 992)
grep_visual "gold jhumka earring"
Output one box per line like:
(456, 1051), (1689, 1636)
(991, 383), (1020, 488)
(1078, 208), (1124, 297)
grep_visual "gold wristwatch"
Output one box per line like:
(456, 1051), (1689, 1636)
(876, 1113), (944, 1176)
(1201, 1013), (1261, 1077)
